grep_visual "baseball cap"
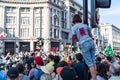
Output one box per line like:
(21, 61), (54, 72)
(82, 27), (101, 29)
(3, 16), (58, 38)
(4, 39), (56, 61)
(34, 56), (43, 65)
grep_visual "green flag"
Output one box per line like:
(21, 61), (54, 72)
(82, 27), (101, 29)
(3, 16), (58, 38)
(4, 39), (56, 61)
(77, 47), (80, 51)
(103, 44), (115, 57)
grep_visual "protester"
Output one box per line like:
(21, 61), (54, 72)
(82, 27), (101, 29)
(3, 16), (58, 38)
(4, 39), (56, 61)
(0, 57), (7, 80)
(60, 66), (76, 80)
(7, 67), (19, 80)
(109, 62), (120, 80)
(27, 53), (35, 70)
(0, 48), (119, 80)
(53, 56), (60, 74)
(29, 56), (44, 80)
(72, 14), (97, 80)
(75, 53), (88, 80)
(40, 73), (52, 80)
(16, 63), (30, 80)
(47, 55), (54, 65)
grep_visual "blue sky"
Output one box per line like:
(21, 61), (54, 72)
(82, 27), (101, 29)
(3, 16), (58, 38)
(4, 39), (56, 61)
(75, 0), (120, 28)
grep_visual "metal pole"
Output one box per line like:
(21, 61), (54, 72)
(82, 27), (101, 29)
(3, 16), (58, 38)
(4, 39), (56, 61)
(39, 8), (43, 51)
(91, 0), (96, 27)
(83, 0), (88, 25)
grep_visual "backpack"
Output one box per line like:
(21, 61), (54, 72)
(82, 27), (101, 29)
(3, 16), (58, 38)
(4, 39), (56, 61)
(36, 68), (44, 80)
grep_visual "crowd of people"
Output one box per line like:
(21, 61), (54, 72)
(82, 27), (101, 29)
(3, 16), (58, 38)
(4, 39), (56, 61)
(0, 14), (120, 80)
(0, 51), (120, 80)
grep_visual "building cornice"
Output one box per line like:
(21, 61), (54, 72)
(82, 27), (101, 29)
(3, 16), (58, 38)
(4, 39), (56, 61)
(48, 1), (62, 9)
(0, 0), (62, 9)
(0, 0), (49, 4)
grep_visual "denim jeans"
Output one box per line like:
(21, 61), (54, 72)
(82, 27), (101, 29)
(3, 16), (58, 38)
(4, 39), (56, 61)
(80, 40), (95, 67)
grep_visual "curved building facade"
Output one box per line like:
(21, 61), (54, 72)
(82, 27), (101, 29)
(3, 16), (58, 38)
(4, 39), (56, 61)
(0, 0), (83, 53)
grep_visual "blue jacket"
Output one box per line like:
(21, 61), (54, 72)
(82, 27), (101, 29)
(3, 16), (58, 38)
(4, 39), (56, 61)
(75, 61), (87, 80)
(0, 70), (7, 80)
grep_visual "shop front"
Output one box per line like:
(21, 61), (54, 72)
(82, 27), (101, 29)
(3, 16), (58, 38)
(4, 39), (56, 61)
(20, 42), (30, 52)
(51, 42), (59, 52)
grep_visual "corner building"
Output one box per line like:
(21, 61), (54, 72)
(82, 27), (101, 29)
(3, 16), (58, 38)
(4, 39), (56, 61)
(0, 0), (83, 53)
(100, 23), (120, 51)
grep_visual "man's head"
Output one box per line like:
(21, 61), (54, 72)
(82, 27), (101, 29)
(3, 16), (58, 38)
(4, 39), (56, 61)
(75, 53), (83, 61)
(60, 66), (76, 80)
(48, 55), (54, 62)
(109, 62), (120, 76)
(54, 56), (60, 64)
(31, 53), (35, 58)
(7, 67), (19, 80)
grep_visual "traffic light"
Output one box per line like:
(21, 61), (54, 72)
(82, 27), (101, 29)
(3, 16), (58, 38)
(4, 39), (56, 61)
(37, 38), (44, 47)
(91, 0), (111, 28)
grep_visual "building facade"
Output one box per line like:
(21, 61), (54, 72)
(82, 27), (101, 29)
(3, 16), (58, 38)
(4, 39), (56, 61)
(0, 0), (83, 53)
(100, 23), (120, 50)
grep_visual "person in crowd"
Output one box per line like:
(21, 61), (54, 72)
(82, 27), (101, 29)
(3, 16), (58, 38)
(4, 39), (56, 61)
(40, 73), (52, 80)
(72, 14), (97, 80)
(7, 67), (19, 80)
(47, 55), (54, 65)
(60, 66), (76, 80)
(75, 53), (88, 80)
(40, 64), (54, 74)
(67, 56), (72, 65)
(0, 57), (7, 80)
(96, 61), (108, 80)
(27, 53), (35, 70)
(16, 63), (29, 80)
(53, 61), (68, 80)
(24, 63), (29, 75)
(109, 62), (120, 80)
(102, 59), (111, 78)
(53, 56), (60, 74)
(29, 56), (44, 80)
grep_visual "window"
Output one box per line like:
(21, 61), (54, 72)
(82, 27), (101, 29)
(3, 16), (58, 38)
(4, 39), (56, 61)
(34, 28), (40, 37)
(34, 16), (43, 25)
(6, 7), (16, 13)
(54, 0), (56, 3)
(34, 8), (43, 13)
(21, 17), (30, 24)
(20, 8), (30, 13)
(57, 11), (59, 16)
(50, 17), (52, 26)
(61, 11), (64, 20)
(6, 28), (15, 38)
(54, 16), (59, 26)
(34, 8), (40, 13)
(50, 8), (52, 13)
(20, 28), (29, 37)
(35, 17), (40, 24)
(62, 31), (69, 40)
(50, 28), (52, 37)
(70, 7), (75, 13)
(54, 29), (59, 38)
(6, 16), (15, 24)
(54, 9), (56, 14)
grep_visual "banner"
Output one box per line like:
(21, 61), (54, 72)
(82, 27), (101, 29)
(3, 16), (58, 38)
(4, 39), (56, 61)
(103, 44), (115, 57)
(0, 32), (7, 39)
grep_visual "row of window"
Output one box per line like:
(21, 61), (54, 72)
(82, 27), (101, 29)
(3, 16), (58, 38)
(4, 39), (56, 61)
(113, 42), (120, 47)
(6, 16), (42, 25)
(5, 28), (69, 40)
(5, 7), (43, 13)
